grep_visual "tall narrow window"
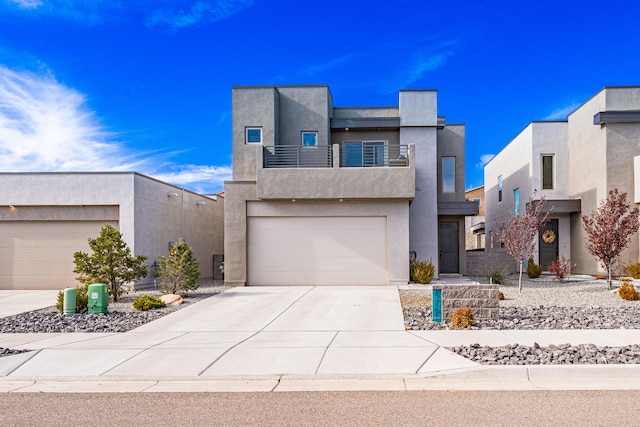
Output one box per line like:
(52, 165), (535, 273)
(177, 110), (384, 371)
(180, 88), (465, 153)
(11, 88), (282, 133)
(245, 127), (262, 144)
(301, 131), (318, 146)
(542, 155), (554, 190)
(442, 157), (455, 193)
(514, 188), (520, 217)
(498, 176), (503, 202)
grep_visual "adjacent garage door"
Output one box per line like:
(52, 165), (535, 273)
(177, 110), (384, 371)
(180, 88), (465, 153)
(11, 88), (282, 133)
(0, 221), (114, 290)
(248, 216), (387, 286)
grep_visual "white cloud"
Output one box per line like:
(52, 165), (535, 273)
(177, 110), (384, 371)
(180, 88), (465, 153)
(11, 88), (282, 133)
(8, 0), (43, 9)
(146, 0), (253, 30)
(542, 102), (581, 120)
(476, 153), (495, 169)
(0, 65), (229, 193)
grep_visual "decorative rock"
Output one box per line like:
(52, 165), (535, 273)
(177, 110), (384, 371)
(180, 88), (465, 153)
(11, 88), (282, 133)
(160, 294), (184, 306)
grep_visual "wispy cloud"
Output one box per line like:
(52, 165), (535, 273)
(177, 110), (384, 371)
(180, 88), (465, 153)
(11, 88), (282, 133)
(8, 0), (43, 9)
(476, 153), (495, 169)
(146, 0), (253, 30)
(302, 53), (362, 77)
(0, 65), (229, 193)
(542, 102), (581, 120)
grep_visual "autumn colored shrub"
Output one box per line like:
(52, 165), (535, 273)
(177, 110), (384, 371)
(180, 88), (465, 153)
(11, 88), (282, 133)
(619, 278), (639, 301)
(410, 258), (434, 284)
(548, 256), (571, 280)
(625, 263), (640, 280)
(526, 257), (542, 278)
(451, 307), (474, 329)
(499, 291), (505, 301)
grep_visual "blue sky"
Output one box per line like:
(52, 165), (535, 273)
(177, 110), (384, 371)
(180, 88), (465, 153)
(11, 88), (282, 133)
(1, 0), (639, 194)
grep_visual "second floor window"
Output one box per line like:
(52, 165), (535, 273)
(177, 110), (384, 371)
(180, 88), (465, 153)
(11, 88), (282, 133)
(514, 188), (520, 216)
(542, 155), (554, 190)
(301, 131), (318, 147)
(246, 127), (262, 144)
(442, 157), (455, 193)
(498, 176), (503, 202)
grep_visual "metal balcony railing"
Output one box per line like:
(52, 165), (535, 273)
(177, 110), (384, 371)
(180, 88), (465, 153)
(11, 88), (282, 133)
(340, 142), (409, 167)
(263, 145), (332, 168)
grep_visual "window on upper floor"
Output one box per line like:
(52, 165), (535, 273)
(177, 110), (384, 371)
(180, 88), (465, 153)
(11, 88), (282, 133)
(301, 131), (318, 147)
(514, 188), (520, 217)
(473, 198), (481, 207)
(245, 127), (262, 144)
(542, 155), (554, 190)
(498, 176), (503, 202)
(442, 157), (455, 193)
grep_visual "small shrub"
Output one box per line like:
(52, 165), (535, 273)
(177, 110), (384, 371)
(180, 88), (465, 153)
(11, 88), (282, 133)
(618, 277), (639, 301)
(487, 268), (509, 285)
(56, 284), (89, 313)
(451, 307), (474, 329)
(548, 256), (571, 280)
(133, 295), (166, 311)
(625, 263), (640, 279)
(499, 291), (505, 300)
(410, 258), (435, 284)
(157, 241), (201, 295)
(526, 257), (542, 278)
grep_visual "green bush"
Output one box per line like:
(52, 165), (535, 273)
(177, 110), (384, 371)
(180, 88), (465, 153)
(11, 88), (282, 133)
(625, 263), (640, 279)
(56, 284), (89, 313)
(487, 268), (509, 285)
(133, 295), (166, 311)
(157, 241), (201, 295)
(410, 258), (435, 284)
(526, 257), (542, 278)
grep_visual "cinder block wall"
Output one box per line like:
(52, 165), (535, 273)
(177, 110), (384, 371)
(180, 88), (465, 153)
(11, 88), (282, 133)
(433, 284), (499, 320)
(466, 248), (517, 276)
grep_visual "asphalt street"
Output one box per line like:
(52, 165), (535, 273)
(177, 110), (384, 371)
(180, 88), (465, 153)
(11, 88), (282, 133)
(2, 390), (639, 426)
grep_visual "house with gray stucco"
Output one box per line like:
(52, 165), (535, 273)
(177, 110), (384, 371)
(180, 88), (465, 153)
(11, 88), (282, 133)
(0, 172), (224, 290)
(224, 85), (477, 286)
(484, 86), (640, 276)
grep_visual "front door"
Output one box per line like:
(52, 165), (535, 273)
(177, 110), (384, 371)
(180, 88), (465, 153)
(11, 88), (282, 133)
(539, 219), (559, 270)
(439, 221), (459, 273)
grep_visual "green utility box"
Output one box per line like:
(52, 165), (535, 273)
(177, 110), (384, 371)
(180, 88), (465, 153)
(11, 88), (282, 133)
(63, 287), (76, 316)
(88, 283), (109, 314)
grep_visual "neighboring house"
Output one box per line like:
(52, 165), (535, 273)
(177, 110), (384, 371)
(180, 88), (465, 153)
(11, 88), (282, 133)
(224, 85), (477, 286)
(0, 172), (224, 290)
(465, 185), (484, 250)
(484, 86), (640, 275)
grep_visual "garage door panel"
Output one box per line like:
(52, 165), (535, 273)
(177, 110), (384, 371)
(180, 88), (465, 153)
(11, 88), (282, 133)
(248, 216), (387, 286)
(0, 221), (113, 290)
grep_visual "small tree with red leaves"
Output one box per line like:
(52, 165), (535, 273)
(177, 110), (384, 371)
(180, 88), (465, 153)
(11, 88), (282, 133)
(582, 189), (640, 289)
(500, 194), (551, 292)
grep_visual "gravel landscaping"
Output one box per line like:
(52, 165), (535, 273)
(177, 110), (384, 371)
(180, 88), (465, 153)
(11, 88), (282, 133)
(0, 279), (232, 335)
(401, 274), (640, 364)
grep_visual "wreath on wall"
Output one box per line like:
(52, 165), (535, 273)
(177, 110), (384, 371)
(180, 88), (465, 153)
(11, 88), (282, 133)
(542, 229), (556, 244)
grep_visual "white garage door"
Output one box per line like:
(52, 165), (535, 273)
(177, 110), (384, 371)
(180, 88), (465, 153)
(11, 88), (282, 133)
(0, 221), (114, 290)
(248, 216), (387, 286)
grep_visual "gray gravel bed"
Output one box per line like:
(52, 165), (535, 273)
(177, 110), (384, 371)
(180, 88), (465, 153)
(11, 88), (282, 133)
(402, 275), (640, 364)
(450, 343), (640, 365)
(0, 279), (232, 335)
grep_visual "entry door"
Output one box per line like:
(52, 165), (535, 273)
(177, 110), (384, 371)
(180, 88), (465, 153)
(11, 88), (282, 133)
(539, 219), (559, 270)
(439, 221), (459, 273)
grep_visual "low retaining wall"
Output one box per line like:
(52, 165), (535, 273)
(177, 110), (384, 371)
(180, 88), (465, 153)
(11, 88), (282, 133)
(432, 284), (499, 321)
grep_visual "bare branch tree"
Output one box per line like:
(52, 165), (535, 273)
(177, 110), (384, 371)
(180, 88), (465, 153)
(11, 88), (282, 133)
(582, 189), (640, 289)
(500, 193), (551, 292)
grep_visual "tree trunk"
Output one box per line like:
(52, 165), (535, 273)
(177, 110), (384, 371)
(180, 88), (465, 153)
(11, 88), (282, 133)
(607, 262), (613, 290)
(518, 260), (523, 293)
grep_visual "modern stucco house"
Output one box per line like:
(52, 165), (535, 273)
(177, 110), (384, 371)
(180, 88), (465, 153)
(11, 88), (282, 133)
(224, 85), (477, 286)
(484, 86), (640, 275)
(0, 172), (224, 290)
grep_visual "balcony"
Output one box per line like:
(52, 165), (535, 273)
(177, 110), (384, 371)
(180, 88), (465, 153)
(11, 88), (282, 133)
(256, 143), (415, 200)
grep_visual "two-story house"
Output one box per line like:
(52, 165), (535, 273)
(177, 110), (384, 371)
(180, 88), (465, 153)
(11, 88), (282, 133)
(484, 86), (640, 275)
(224, 85), (477, 286)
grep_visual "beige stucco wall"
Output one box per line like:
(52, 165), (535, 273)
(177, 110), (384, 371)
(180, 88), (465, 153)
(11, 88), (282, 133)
(0, 172), (223, 288)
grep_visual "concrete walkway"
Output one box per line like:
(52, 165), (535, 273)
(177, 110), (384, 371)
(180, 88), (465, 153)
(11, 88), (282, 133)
(1, 286), (640, 392)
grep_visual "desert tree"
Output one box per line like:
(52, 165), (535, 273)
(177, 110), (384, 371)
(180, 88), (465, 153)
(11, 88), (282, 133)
(157, 240), (201, 295)
(500, 193), (551, 292)
(582, 189), (640, 289)
(73, 224), (148, 301)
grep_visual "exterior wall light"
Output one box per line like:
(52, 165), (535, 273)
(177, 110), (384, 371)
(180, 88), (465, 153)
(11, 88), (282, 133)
(167, 192), (179, 197)
(196, 201), (206, 206)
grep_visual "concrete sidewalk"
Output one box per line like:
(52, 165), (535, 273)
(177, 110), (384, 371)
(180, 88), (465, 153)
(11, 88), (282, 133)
(1, 286), (640, 392)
